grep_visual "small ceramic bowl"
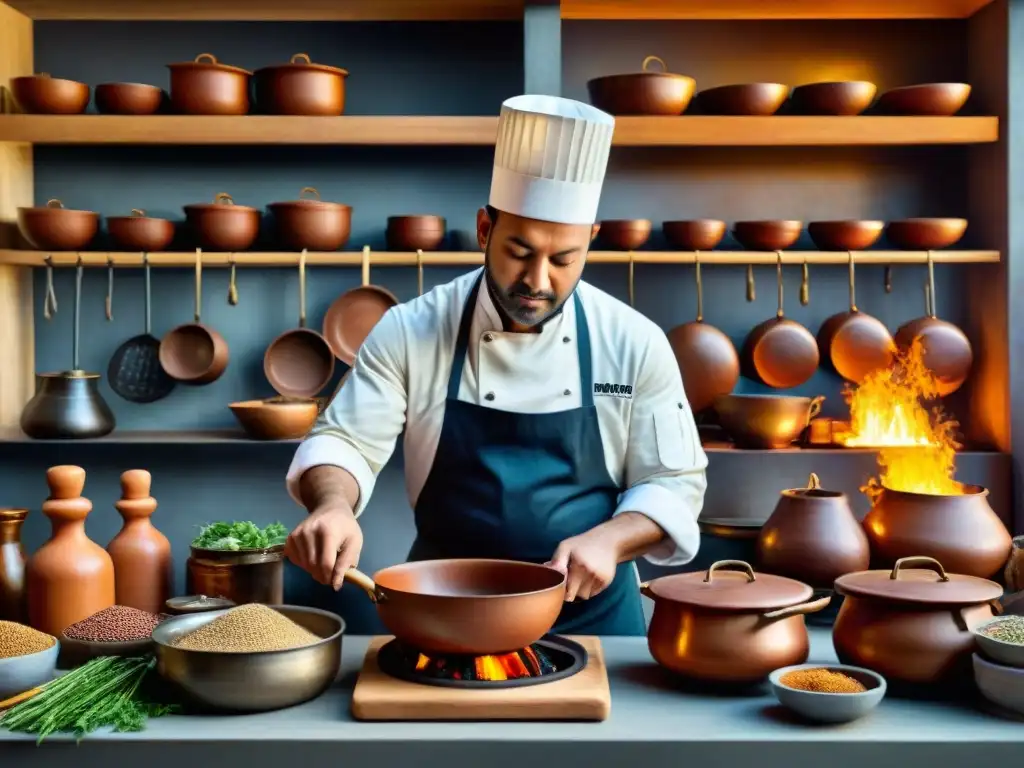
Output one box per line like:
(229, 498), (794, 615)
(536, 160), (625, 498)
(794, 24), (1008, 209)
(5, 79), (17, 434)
(974, 653), (1024, 716)
(973, 617), (1024, 668)
(769, 663), (886, 723)
(0, 640), (60, 699)
(58, 633), (153, 667)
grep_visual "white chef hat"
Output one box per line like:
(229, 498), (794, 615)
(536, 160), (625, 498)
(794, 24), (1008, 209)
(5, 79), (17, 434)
(489, 95), (615, 226)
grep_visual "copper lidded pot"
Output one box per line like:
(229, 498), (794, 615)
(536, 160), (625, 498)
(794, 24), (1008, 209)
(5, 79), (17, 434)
(641, 560), (830, 683)
(186, 545), (285, 605)
(254, 53), (348, 116)
(756, 473), (870, 589)
(184, 192), (261, 252)
(168, 53), (252, 115)
(832, 556), (1002, 686)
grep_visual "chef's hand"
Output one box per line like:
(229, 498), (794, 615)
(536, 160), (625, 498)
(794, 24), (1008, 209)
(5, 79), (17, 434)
(545, 530), (619, 602)
(285, 505), (364, 592)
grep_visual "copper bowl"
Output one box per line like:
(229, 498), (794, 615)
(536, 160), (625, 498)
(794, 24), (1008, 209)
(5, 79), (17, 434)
(184, 192), (261, 251)
(17, 199), (99, 250)
(696, 83), (790, 116)
(790, 81), (877, 116)
(168, 53), (252, 115)
(95, 83), (166, 115)
(876, 83), (971, 116)
(107, 209), (175, 252)
(587, 55), (696, 115)
(598, 219), (652, 250)
(386, 215), (446, 251)
(885, 218), (967, 250)
(230, 398), (321, 441)
(269, 187), (352, 251)
(663, 220), (726, 250)
(713, 394), (824, 450)
(11, 74), (90, 114)
(733, 220), (803, 251)
(808, 220), (885, 251)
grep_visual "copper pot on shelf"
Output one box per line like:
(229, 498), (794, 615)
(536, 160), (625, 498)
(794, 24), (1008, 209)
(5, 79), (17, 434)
(640, 560), (830, 684)
(832, 556), (1002, 686)
(586, 55), (696, 116)
(17, 199), (99, 251)
(168, 53), (252, 115)
(756, 473), (870, 588)
(862, 484), (1011, 579)
(107, 209), (176, 252)
(254, 53), (348, 116)
(268, 187), (352, 251)
(184, 193), (261, 252)
(11, 74), (90, 114)
(186, 545), (284, 605)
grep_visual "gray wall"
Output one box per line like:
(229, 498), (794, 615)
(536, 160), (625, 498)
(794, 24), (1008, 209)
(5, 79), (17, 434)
(0, 18), (1006, 633)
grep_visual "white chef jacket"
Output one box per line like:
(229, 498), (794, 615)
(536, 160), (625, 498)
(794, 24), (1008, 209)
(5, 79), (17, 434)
(286, 267), (708, 567)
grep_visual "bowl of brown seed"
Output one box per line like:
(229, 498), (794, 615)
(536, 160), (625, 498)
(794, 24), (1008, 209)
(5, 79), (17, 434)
(769, 663), (886, 723)
(59, 605), (168, 667)
(973, 615), (1024, 668)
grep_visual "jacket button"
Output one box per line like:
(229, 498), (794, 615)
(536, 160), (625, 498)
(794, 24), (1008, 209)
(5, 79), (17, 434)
(485, 392), (496, 401)
(564, 389), (571, 396)
(563, 336), (571, 343)
(483, 333), (494, 342)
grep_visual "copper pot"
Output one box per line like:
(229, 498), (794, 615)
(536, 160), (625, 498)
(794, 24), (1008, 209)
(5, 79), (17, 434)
(168, 53), (252, 115)
(386, 215), (446, 251)
(11, 74), (90, 114)
(862, 484), (1011, 579)
(696, 83), (790, 116)
(186, 546), (284, 605)
(159, 253), (229, 385)
(832, 556), (1002, 685)
(18, 199), (99, 251)
(756, 473), (870, 588)
(95, 83), (165, 115)
(641, 560), (830, 683)
(713, 394), (823, 449)
(587, 55), (696, 116)
(184, 192), (261, 251)
(268, 187), (352, 251)
(598, 219), (652, 250)
(662, 219), (726, 251)
(254, 53), (348, 116)
(107, 209), (176, 252)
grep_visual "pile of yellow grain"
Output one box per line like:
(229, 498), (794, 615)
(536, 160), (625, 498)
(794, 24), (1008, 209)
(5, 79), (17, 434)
(171, 604), (321, 653)
(0, 620), (57, 659)
(779, 667), (867, 694)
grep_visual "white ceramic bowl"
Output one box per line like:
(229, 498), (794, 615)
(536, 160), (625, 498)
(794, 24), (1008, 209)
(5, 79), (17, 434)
(769, 663), (887, 723)
(0, 641), (60, 699)
(972, 617), (1024, 668)
(973, 653), (1024, 715)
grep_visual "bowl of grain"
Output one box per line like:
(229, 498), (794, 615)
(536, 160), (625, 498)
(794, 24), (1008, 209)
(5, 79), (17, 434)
(151, 603), (344, 712)
(0, 620), (60, 699)
(59, 605), (168, 667)
(973, 615), (1024, 668)
(769, 663), (886, 723)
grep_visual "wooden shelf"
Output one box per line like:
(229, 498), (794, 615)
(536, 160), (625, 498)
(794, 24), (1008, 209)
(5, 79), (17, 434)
(0, 250), (1000, 268)
(0, 0), (994, 21)
(0, 115), (999, 147)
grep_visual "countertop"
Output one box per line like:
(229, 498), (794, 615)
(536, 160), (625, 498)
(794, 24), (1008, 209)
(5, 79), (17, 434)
(3, 629), (1022, 768)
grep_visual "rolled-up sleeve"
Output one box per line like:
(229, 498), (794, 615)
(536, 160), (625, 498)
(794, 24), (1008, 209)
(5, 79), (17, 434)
(285, 307), (408, 517)
(614, 331), (708, 567)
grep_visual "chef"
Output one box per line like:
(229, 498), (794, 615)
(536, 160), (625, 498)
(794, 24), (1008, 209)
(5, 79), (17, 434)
(284, 94), (708, 636)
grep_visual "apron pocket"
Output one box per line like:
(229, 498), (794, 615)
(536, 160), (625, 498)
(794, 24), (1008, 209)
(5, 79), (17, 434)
(653, 408), (693, 470)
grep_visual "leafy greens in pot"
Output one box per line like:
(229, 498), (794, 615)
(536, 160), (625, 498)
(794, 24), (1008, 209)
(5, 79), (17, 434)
(191, 521), (289, 551)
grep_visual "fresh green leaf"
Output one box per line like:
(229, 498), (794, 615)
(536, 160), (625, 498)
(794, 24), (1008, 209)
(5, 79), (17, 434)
(191, 521), (291, 550)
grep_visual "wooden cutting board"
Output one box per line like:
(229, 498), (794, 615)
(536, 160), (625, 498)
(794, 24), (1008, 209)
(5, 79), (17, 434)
(350, 635), (610, 721)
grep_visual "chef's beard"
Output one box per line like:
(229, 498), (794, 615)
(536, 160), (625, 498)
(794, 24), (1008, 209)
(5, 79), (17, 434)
(484, 247), (570, 329)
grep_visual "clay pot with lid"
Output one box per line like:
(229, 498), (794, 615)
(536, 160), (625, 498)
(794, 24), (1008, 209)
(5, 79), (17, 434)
(269, 187), (352, 251)
(168, 53), (252, 115)
(832, 556), (1003, 686)
(18, 199), (99, 251)
(0, 508), (28, 623)
(254, 53), (348, 116)
(107, 209), (176, 252)
(11, 74), (90, 114)
(640, 559), (830, 683)
(862, 484), (1011, 579)
(587, 56), (696, 115)
(386, 215), (446, 251)
(756, 473), (870, 588)
(106, 469), (172, 615)
(185, 192), (261, 251)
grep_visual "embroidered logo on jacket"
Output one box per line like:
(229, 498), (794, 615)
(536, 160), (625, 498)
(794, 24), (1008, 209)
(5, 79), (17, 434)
(593, 382), (634, 398)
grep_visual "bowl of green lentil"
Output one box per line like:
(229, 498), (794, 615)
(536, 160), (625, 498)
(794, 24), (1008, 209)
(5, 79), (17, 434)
(973, 615), (1024, 668)
(0, 620), (60, 699)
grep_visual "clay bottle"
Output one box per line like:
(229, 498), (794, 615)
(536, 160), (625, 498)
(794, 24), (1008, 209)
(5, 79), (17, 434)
(107, 469), (173, 614)
(26, 465), (115, 636)
(0, 508), (29, 623)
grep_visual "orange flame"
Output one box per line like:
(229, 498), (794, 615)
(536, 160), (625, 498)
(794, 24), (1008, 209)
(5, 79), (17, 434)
(838, 338), (963, 501)
(414, 647), (541, 681)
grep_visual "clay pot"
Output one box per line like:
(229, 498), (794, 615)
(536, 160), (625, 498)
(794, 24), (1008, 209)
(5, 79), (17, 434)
(268, 187), (352, 251)
(168, 53), (252, 115)
(184, 192), (261, 251)
(0, 508), (28, 623)
(106, 470), (172, 615)
(17, 199), (99, 251)
(833, 556), (1002, 686)
(641, 560), (830, 683)
(756, 473), (870, 588)
(11, 74), (90, 114)
(230, 398), (320, 440)
(95, 83), (166, 115)
(25, 465), (116, 636)
(695, 83), (790, 115)
(790, 81), (877, 116)
(598, 219), (652, 250)
(587, 55), (696, 115)
(254, 53), (348, 116)
(107, 209), (176, 252)
(386, 215), (446, 251)
(862, 485), (1011, 579)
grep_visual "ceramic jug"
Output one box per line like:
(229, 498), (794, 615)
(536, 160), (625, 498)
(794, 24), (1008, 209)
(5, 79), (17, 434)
(107, 469), (173, 614)
(0, 508), (29, 623)
(756, 473), (870, 589)
(26, 465), (116, 635)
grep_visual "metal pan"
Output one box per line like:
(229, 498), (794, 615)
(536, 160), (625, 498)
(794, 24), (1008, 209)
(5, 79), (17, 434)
(322, 246), (398, 365)
(344, 559), (566, 655)
(107, 254), (176, 403)
(159, 249), (229, 385)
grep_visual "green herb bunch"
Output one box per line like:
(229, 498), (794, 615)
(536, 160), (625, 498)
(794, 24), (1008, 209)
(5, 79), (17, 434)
(191, 520), (289, 551)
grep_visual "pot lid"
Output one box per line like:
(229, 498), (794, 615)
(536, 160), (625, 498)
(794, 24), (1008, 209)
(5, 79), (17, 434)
(781, 472), (846, 500)
(21, 198), (97, 215)
(255, 53), (348, 76)
(834, 556), (1003, 605)
(184, 192), (258, 212)
(268, 186), (350, 209)
(643, 559), (812, 610)
(168, 53), (251, 76)
(593, 55), (691, 81)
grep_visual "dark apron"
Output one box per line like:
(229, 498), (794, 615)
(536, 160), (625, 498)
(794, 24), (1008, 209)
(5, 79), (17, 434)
(408, 273), (646, 636)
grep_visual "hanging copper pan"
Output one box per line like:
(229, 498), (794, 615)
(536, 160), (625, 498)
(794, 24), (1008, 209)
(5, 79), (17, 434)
(817, 251), (895, 383)
(322, 246), (399, 366)
(666, 253), (739, 413)
(892, 251), (972, 396)
(741, 253), (819, 389)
